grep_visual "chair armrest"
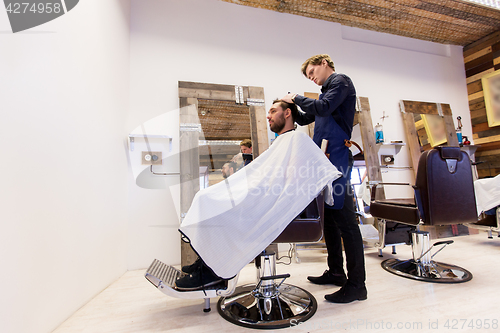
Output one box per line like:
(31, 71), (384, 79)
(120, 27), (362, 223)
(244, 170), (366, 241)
(368, 182), (412, 186)
(369, 182), (413, 202)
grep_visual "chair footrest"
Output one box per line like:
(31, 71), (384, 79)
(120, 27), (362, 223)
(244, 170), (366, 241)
(145, 259), (183, 288)
(144, 259), (238, 300)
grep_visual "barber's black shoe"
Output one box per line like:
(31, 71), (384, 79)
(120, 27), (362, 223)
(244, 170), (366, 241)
(175, 263), (223, 291)
(181, 257), (202, 274)
(307, 270), (347, 286)
(324, 283), (367, 303)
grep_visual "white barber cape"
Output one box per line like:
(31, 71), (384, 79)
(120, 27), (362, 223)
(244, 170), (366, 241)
(474, 173), (500, 215)
(179, 131), (342, 279)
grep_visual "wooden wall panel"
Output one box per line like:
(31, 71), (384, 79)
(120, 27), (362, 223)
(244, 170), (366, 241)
(179, 98), (200, 267)
(357, 97), (385, 200)
(464, 30), (500, 178)
(303, 92), (319, 137)
(248, 86), (269, 158)
(197, 99), (251, 140)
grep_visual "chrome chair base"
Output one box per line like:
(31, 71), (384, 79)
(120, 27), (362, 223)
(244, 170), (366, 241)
(381, 258), (473, 283)
(217, 283), (317, 329)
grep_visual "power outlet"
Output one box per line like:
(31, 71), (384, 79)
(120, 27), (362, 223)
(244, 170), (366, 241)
(142, 151), (162, 165)
(381, 155), (394, 165)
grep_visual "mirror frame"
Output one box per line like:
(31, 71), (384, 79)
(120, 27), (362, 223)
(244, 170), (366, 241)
(400, 100), (459, 179)
(178, 81), (268, 266)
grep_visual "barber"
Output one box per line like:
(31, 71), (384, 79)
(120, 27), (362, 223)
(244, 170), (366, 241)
(282, 54), (367, 303)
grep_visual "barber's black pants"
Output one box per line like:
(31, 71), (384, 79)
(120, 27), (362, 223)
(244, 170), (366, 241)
(323, 183), (366, 288)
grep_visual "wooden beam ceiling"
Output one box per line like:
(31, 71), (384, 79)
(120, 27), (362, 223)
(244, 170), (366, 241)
(220, 0), (500, 46)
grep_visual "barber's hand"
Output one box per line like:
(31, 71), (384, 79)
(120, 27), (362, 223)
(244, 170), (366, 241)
(231, 152), (242, 162)
(281, 93), (296, 103)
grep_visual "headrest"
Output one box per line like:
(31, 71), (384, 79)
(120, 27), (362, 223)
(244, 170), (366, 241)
(437, 146), (462, 161)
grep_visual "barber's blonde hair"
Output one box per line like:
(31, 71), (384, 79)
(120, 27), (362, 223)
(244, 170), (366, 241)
(240, 139), (252, 148)
(301, 54), (335, 77)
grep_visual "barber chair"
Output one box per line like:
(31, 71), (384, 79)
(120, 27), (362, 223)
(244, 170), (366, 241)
(217, 192), (324, 329)
(355, 176), (413, 257)
(145, 192), (324, 329)
(466, 207), (500, 239)
(359, 207), (414, 258)
(369, 147), (476, 283)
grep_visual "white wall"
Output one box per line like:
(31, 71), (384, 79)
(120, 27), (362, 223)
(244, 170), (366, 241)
(128, 0), (471, 269)
(0, 1), (130, 333)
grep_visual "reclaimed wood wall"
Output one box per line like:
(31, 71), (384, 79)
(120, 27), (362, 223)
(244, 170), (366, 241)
(464, 31), (500, 178)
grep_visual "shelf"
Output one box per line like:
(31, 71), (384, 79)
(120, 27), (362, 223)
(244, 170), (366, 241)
(460, 145), (480, 157)
(128, 134), (172, 139)
(376, 142), (406, 154)
(376, 142), (406, 146)
(128, 134), (172, 152)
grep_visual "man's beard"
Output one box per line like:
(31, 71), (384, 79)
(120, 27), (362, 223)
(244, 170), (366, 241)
(270, 114), (286, 133)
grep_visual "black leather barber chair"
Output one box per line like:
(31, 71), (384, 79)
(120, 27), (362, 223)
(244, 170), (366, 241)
(370, 147), (476, 283)
(217, 192), (324, 329)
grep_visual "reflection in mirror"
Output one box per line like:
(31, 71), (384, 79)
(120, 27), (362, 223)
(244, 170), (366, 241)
(197, 99), (252, 187)
(414, 113), (447, 151)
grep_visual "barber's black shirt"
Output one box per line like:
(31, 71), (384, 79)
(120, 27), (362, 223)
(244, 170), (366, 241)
(294, 73), (356, 139)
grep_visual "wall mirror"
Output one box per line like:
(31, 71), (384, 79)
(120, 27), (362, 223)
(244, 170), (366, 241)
(400, 100), (458, 179)
(197, 98), (252, 187)
(414, 113), (449, 150)
(178, 81), (268, 266)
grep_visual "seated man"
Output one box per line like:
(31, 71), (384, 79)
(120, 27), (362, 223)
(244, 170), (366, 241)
(221, 161), (236, 179)
(175, 99), (342, 290)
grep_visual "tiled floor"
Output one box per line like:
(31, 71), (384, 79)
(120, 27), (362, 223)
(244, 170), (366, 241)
(53, 232), (500, 333)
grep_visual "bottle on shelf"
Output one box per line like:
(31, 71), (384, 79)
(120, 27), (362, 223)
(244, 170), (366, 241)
(456, 116), (463, 146)
(375, 123), (384, 144)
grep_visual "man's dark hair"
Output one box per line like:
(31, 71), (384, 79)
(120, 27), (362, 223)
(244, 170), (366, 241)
(272, 99), (298, 122)
(225, 161), (237, 171)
